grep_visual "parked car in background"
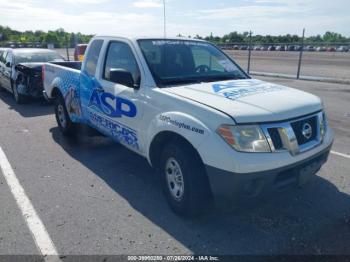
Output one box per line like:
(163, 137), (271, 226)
(304, 46), (315, 52)
(6, 42), (17, 48)
(287, 45), (298, 51)
(336, 46), (348, 52)
(0, 48), (64, 103)
(327, 47), (336, 52)
(276, 46), (286, 51)
(268, 45), (276, 51)
(74, 44), (88, 61)
(253, 46), (261, 51)
(316, 47), (326, 52)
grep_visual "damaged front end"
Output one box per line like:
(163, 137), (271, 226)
(15, 63), (44, 98)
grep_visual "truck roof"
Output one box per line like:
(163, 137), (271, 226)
(94, 35), (207, 42)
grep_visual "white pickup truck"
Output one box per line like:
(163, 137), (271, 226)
(43, 36), (333, 215)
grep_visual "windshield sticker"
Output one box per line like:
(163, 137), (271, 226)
(212, 81), (286, 100)
(88, 89), (137, 118)
(152, 40), (209, 47)
(159, 115), (204, 135)
(89, 111), (139, 150)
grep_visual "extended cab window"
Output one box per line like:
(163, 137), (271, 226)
(104, 42), (140, 85)
(85, 40), (103, 77)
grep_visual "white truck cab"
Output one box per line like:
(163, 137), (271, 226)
(43, 36), (334, 215)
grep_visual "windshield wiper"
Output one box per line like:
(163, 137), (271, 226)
(160, 77), (202, 86)
(200, 75), (246, 83)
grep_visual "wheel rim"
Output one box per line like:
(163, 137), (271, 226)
(57, 104), (67, 128)
(165, 157), (184, 201)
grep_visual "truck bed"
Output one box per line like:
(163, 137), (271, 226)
(43, 61), (82, 100)
(49, 61), (82, 71)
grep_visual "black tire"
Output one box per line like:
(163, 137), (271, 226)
(54, 93), (76, 136)
(160, 140), (212, 216)
(12, 83), (26, 104)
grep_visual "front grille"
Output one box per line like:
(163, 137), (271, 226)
(261, 112), (323, 155)
(291, 116), (317, 145)
(267, 128), (283, 150)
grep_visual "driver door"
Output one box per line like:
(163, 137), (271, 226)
(90, 40), (144, 152)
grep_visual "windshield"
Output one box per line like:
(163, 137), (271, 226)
(14, 51), (64, 64)
(138, 39), (248, 86)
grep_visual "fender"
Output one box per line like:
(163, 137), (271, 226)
(144, 111), (212, 165)
(49, 72), (83, 123)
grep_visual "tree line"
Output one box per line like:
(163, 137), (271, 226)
(188, 31), (350, 44)
(0, 26), (93, 48)
(1, 25), (349, 48)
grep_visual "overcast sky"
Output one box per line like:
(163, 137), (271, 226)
(1, 0), (349, 37)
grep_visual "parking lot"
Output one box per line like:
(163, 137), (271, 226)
(0, 76), (349, 258)
(226, 50), (350, 81)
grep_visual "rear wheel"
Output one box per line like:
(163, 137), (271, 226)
(160, 140), (212, 216)
(55, 94), (76, 136)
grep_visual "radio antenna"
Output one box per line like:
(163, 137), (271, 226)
(163, 0), (166, 38)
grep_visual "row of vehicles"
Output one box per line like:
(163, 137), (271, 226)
(0, 37), (334, 216)
(221, 44), (350, 52)
(1, 42), (44, 49)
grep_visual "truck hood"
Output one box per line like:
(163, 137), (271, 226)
(165, 79), (322, 123)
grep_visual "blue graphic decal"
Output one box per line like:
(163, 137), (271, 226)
(88, 89), (137, 118)
(89, 112), (139, 150)
(213, 80), (285, 101)
(55, 69), (82, 122)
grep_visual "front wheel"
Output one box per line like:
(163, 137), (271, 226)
(160, 141), (212, 216)
(55, 94), (76, 136)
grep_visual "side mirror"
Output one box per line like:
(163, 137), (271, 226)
(109, 68), (136, 88)
(6, 62), (11, 68)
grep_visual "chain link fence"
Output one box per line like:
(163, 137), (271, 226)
(220, 42), (350, 82)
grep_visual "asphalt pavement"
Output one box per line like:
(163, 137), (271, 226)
(0, 77), (349, 258)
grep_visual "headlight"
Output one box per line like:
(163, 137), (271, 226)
(217, 125), (271, 152)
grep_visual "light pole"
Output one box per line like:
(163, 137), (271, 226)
(297, 28), (305, 79)
(163, 0), (166, 38)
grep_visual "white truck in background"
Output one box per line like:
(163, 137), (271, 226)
(43, 36), (333, 216)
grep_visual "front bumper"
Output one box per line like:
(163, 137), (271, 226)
(205, 143), (332, 202)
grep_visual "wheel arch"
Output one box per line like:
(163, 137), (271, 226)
(148, 131), (205, 170)
(51, 86), (62, 98)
